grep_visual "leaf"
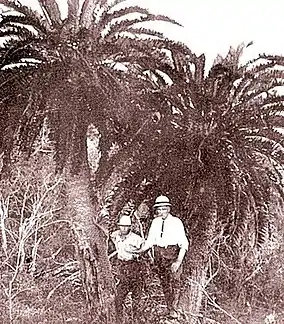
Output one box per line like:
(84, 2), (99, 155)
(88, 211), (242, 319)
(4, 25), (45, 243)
(255, 202), (270, 248)
(0, 0), (49, 31)
(38, 0), (62, 26)
(126, 27), (164, 39)
(194, 53), (205, 82)
(66, 0), (80, 27)
(101, 6), (150, 26)
(105, 13), (182, 41)
(80, 0), (99, 28)
(109, 0), (129, 9)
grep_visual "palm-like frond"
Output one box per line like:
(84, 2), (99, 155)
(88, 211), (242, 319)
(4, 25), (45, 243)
(80, 0), (99, 28)
(38, 0), (62, 26)
(66, 0), (80, 26)
(0, 0), (49, 28)
(143, 45), (284, 252)
(0, 0), (185, 174)
(0, 11), (47, 33)
(100, 5), (150, 25)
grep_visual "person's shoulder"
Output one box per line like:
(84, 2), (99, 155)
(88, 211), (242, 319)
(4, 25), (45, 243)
(151, 217), (160, 224)
(170, 214), (184, 224)
(148, 217), (160, 229)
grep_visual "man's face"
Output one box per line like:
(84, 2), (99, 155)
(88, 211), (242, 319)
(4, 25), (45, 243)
(155, 206), (170, 219)
(119, 225), (131, 235)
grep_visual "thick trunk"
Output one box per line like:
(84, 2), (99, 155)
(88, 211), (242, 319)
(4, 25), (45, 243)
(180, 264), (209, 323)
(46, 86), (118, 322)
(179, 177), (217, 323)
(65, 141), (138, 324)
(179, 234), (214, 324)
(66, 169), (117, 323)
(64, 126), (117, 322)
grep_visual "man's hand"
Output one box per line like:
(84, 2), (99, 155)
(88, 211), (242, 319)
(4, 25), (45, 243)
(148, 251), (154, 264)
(171, 260), (182, 273)
(134, 247), (143, 254)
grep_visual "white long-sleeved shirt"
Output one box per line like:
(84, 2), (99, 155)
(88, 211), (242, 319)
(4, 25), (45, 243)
(111, 230), (144, 261)
(143, 214), (189, 251)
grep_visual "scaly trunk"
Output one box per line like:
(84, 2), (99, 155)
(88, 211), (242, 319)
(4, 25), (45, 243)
(63, 121), (117, 323)
(64, 130), (139, 323)
(179, 177), (217, 323)
(47, 84), (118, 322)
(66, 168), (117, 323)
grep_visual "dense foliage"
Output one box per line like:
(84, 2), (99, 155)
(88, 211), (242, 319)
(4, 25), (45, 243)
(0, 1), (284, 323)
(0, 0), (185, 173)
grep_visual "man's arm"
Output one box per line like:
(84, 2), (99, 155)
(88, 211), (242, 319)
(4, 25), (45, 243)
(177, 247), (187, 263)
(138, 220), (156, 252)
(171, 220), (189, 272)
(177, 218), (189, 251)
(171, 247), (187, 272)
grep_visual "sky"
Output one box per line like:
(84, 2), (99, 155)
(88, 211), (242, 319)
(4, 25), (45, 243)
(22, 0), (284, 68)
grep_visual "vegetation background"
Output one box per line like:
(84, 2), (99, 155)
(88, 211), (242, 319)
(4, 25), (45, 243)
(0, 1), (283, 324)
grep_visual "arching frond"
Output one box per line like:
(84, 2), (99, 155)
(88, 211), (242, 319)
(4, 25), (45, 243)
(122, 27), (165, 38)
(38, 0), (62, 27)
(243, 137), (284, 167)
(0, 23), (35, 39)
(108, 0), (128, 9)
(230, 191), (250, 247)
(0, 0), (49, 29)
(0, 11), (47, 34)
(66, 0), (80, 27)
(80, 0), (99, 29)
(104, 13), (181, 40)
(100, 5), (150, 26)
(265, 114), (284, 129)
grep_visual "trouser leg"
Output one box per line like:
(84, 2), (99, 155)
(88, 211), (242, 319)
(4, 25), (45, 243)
(172, 265), (182, 310)
(132, 282), (144, 322)
(158, 266), (174, 310)
(116, 261), (145, 323)
(116, 278), (130, 321)
(154, 247), (183, 312)
(157, 264), (182, 311)
(131, 264), (145, 322)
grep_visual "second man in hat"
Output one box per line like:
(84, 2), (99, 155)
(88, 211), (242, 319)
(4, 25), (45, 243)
(139, 195), (189, 318)
(110, 213), (145, 323)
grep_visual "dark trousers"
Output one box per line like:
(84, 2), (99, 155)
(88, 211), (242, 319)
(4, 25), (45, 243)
(153, 246), (182, 311)
(116, 260), (145, 322)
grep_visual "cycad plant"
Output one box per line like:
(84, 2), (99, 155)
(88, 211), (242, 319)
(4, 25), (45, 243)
(168, 45), (284, 243)
(118, 44), (284, 321)
(0, 0), (184, 321)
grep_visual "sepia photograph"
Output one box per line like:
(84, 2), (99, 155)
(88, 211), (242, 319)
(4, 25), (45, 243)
(0, 0), (283, 323)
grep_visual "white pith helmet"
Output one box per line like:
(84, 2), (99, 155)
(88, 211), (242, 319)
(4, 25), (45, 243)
(153, 195), (172, 208)
(117, 215), (132, 226)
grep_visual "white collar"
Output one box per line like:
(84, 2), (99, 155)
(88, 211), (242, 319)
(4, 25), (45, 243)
(160, 214), (172, 221)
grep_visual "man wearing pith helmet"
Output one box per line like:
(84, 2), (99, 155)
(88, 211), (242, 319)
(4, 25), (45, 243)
(110, 213), (145, 324)
(139, 195), (189, 319)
